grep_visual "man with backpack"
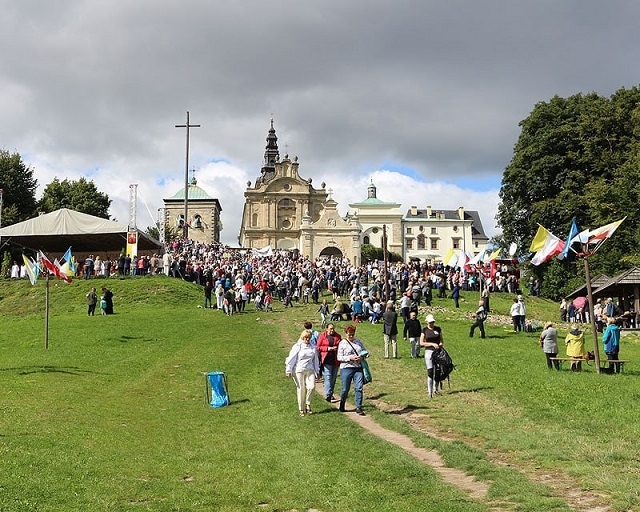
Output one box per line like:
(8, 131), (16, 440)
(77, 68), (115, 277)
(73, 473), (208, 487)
(469, 300), (487, 339)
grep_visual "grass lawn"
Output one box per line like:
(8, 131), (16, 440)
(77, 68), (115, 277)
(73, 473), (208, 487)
(1, 277), (639, 511)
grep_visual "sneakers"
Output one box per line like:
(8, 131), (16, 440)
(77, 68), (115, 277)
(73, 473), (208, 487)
(299, 411), (305, 417)
(355, 408), (365, 416)
(305, 406), (313, 415)
(325, 395), (332, 402)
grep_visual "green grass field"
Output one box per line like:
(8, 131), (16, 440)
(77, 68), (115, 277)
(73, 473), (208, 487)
(1, 277), (639, 511)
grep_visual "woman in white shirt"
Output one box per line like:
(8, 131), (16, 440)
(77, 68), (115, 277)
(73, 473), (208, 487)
(285, 330), (320, 416)
(337, 325), (368, 416)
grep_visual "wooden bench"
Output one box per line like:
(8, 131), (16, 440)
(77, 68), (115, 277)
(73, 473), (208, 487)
(600, 360), (629, 373)
(549, 357), (590, 370)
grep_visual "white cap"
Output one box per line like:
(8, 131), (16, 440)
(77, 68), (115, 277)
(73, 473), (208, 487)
(426, 314), (436, 323)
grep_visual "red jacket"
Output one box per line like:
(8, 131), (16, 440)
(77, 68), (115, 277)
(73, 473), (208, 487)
(316, 331), (342, 365)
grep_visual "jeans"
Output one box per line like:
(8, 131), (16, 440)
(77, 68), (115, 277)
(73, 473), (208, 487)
(323, 363), (338, 398)
(340, 367), (364, 408)
(409, 337), (420, 358)
(607, 351), (621, 373)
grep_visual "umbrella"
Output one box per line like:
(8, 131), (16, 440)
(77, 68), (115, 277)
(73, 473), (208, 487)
(572, 296), (587, 309)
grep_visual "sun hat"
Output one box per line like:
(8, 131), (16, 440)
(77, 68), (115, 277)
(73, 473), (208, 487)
(426, 314), (436, 323)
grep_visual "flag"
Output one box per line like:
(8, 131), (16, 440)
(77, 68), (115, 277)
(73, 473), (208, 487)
(529, 225), (550, 252)
(442, 248), (455, 266)
(557, 218), (580, 260)
(487, 248), (501, 261)
(22, 254), (38, 285)
(508, 242), (518, 257)
(469, 249), (486, 265)
(61, 246), (76, 273)
(586, 217), (625, 244)
(39, 251), (72, 283)
(446, 251), (460, 267)
(530, 231), (565, 265)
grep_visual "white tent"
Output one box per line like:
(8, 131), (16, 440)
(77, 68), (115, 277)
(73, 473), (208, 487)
(0, 208), (162, 253)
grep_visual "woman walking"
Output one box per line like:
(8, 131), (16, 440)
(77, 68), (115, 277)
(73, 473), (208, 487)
(337, 325), (368, 416)
(285, 330), (320, 416)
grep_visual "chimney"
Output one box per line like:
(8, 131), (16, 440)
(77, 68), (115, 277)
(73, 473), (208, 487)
(458, 206), (464, 220)
(410, 206), (417, 216)
(426, 205), (432, 218)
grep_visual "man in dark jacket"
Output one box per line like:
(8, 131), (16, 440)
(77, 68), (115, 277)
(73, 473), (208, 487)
(403, 310), (423, 358)
(382, 302), (399, 359)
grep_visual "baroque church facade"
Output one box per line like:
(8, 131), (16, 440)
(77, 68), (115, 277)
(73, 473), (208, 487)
(238, 121), (361, 265)
(238, 121), (489, 265)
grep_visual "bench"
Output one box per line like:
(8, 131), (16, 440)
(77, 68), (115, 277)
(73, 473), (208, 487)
(600, 360), (629, 373)
(549, 357), (590, 371)
(549, 357), (629, 373)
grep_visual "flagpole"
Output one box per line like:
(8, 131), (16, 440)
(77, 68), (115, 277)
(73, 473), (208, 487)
(582, 255), (600, 373)
(45, 274), (50, 349)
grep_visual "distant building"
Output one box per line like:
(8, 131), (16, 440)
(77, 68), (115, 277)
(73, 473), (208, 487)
(238, 120), (490, 266)
(238, 120), (360, 264)
(346, 181), (403, 257)
(163, 177), (222, 244)
(402, 206), (489, 263)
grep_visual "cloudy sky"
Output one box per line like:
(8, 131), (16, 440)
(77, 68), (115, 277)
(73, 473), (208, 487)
(1, 1), (638, 245)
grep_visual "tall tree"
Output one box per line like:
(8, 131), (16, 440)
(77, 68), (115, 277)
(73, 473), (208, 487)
(0, 150), (38, 225)
(39, 177), (111, 219)
(497, 86), (640, 298)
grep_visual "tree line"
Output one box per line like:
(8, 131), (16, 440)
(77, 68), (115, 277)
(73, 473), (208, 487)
(0, 150), (111, 225)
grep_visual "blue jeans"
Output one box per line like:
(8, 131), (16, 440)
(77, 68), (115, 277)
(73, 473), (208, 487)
(340, 367), (364, 408)
(323, 363), (338, 398)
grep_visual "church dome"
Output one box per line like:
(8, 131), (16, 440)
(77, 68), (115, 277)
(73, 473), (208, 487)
(169, 178), (214, 200)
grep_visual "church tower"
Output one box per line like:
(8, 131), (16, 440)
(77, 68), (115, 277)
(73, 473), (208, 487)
(238, 120), (360, 264)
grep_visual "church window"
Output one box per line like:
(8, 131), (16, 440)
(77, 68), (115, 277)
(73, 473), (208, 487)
(452, 238), (461, 249)
(251, 213), (258, 227)
(372, 227), (379, 234)
(406, 239), (413, 250)
(363, 236), (370, 245)
(279, 198), (295, 208)
(417, 234), (426, 249)
(430, 238), (438, 250)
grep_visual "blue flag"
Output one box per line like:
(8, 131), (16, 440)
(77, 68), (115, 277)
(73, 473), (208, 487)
(558, 219), (580, 260)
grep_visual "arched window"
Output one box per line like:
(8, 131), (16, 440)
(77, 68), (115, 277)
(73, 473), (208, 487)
(251, 213), (258, 227)
(363, 235), (370, 245)
(279, 198), (295, 208)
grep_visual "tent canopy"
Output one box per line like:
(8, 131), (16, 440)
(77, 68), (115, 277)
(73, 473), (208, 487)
(0, 208), (163, 253)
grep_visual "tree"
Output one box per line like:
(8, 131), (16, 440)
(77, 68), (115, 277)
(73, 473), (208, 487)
(144, 223), (180, 244)
(0, 150), (38, 225)
(497, 86), (640, 298)
(39, 177), (111, 218)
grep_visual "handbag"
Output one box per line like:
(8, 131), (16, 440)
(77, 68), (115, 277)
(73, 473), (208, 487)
(361, 358), (372, 384)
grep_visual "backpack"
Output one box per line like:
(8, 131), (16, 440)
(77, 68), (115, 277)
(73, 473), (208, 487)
(431, 347), (455, 384)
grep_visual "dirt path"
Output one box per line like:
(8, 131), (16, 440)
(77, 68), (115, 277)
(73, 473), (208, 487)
(318, 382), (611, 512)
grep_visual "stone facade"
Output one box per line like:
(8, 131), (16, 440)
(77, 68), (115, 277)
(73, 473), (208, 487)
(238, 121), (361, 264)
(402, 206), (489, 263)
(163, 178), (222, 244)
(238, 121), (490, 265)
